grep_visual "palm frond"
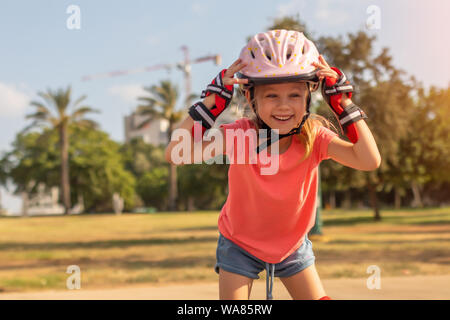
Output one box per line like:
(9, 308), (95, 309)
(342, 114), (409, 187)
(37, 91), (57, 110)
(71, 94), (87, 108)
(19, 120), (47, 135)
(53, 87), (71, 117)
(172, 110), (185, 122)
(64, 85), (72, 108)
(71, 106), (99, 119)
(136, 105), (162, 119)
(29, 101), (52, 114)
(73, 118), (98, 130)
(185, 93), (199, 106)
(137, 96), (159, 106)
(25, 111), (51, 122)
(135, 80), (181, 131)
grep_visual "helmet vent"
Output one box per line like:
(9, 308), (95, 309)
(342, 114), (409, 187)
(264, 50), (272, 61)
(250, 50), (255, 59)
(286, 47), (293, 60)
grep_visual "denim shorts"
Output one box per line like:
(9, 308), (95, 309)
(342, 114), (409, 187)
(214, 232), (315, 279)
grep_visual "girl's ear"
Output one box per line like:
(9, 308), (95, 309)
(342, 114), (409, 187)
(244, 89), (251, 104)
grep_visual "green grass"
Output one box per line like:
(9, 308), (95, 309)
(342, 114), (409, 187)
(0, 207), (449, 293)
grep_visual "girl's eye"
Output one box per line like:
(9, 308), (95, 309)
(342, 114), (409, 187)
(265, 94), (277, 98)
(290, 93), (303, 98)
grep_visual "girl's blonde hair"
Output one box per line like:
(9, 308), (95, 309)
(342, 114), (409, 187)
(239, 84), (337, 162)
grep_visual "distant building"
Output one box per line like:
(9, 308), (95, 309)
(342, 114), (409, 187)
(123, 102), (243, 146)
(124, 112), (170, 145)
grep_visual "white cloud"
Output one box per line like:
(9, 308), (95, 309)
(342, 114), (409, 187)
(108, 84), (148, 105)
(0, 82), (31, 117)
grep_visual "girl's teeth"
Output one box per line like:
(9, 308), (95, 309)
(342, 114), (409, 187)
(273, 115), (292, 121)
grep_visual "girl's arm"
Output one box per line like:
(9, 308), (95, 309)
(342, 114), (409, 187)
(165, 59), (248, 165)
(327, 98), (381, 171)
(313, 55), (381, 171)
(165, 94), (226, 165)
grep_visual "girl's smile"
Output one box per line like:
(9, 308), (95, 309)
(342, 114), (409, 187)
(272, 114), (294, 121)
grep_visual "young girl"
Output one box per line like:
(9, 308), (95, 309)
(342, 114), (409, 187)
(165, 29), (381, 300)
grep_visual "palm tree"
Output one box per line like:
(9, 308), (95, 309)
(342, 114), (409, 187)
(137, 80), (189, 211)
(24, 86), (99, 214)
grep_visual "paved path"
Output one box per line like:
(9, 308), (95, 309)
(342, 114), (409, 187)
(1, 275), (449, 300)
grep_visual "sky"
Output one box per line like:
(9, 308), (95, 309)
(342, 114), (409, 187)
(1, 0), (449, 213)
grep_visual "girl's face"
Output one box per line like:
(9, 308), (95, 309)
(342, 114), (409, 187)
(251, 82), (309, 135)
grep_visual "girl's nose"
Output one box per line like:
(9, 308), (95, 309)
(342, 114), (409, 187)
(277, 97), (294, 110)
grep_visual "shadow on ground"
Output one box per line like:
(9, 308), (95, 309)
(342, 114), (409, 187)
(0, 236), (218, 251)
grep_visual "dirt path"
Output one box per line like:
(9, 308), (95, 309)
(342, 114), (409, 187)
(1, 275), (449, 300)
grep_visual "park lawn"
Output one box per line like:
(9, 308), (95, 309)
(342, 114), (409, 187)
(0, 207), (449, 293)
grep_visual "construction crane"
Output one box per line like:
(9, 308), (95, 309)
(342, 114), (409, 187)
(82, 46), (222, 106)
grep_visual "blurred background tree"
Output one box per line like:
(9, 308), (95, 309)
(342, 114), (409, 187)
(317, 30), (416, 220)
(136, 80), (190, 211)
(22, 86), (99, 214)
(3, 126), (136, 213)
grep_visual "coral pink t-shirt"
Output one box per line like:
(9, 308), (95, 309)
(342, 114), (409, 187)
(218, 117), (337, 263)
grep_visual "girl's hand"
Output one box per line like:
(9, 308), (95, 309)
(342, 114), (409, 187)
(222, 58), (249, 86)
(312, 55), (338, 82)
(312, 55), (351, 106)
(203, 59), (248, 107)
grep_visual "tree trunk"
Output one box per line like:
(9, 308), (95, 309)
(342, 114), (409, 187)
(21, 191), (29, 218)
(368, 183), (381, 221)
(187, 196), (195, 211)
(342, 191), (351, 209)
(60, 123), (71, 215)
(356, 199), (365, 209)
(411, 181), (423, 208)
(394, 187), (402, 209)
(168, 163), (178, 211)
(167, 124), (178, 211)
(329, 191), (336, 209)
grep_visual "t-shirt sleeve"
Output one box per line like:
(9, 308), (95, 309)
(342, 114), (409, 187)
(219, 119), (243, 131)
(313, 125), (338, 163)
